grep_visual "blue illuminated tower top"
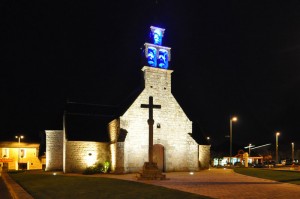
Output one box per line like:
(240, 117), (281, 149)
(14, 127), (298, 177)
(150, 26), (165, 45)
(144, 26), (171, 69)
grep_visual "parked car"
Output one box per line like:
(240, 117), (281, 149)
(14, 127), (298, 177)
(264, 161), (276, 168)
(253, 163), (264, 168)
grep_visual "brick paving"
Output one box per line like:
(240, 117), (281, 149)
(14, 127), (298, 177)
(101, 168), (300, 199)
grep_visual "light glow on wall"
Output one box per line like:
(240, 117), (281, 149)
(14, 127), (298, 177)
(84, 151), (98, 167)
(110, 144), (116, 172)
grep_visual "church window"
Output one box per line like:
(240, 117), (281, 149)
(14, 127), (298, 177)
(157, 123), (161, 128)
(2, 148), (9, 158)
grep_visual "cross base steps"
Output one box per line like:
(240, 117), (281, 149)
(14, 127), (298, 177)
(137, 162), (168, 180)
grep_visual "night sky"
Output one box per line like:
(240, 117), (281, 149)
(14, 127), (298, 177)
(1, 1), (300, 153)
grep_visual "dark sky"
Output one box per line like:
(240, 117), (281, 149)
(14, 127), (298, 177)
(1, 1), (300, 153)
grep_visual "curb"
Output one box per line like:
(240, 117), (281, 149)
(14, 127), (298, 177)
(1, 172), (34, 199)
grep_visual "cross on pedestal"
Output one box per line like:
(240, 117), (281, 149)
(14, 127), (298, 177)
(141, 96), (161, 163)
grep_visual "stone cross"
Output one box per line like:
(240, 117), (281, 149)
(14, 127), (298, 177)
(141, 96), (161, 163)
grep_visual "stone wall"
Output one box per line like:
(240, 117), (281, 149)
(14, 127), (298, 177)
(45, 130), (64, 171)
(114, 142), (125, 173)
(199, 145), (211, 169)
(65, 141), (110, 173)
(120, 66), (199, 172)
(108, 119), (119, 172)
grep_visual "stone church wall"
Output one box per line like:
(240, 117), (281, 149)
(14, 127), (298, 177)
(114, 142), (125, 173)
(120, 67), (199, 172)
(45, 130), (64, 171)
(65, 141), (110, 173)
(199, 145), (211, 169)
(108, 119), (119, 172)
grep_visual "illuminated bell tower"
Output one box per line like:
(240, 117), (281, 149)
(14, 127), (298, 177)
(144, 26), (171, 69)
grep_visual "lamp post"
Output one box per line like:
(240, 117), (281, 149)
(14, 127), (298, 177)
(248, 143), (252, 156)
(291, 142), (294, 163)
(15, 135), (24, 170)
(275, 132), (280, 164)
(230, 116), (238, 165)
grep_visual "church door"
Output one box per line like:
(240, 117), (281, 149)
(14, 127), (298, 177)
(153, 144), (164, 171)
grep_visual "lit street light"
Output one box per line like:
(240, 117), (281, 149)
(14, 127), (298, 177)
(15, 135), (24, 170)
(275, 132), (280, 164)
(248, 143), (252, 156)
(292, 142), (294, 163)
(230, 116), (238, 165)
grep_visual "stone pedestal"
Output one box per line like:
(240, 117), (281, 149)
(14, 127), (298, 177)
(137, 162), (167, 180)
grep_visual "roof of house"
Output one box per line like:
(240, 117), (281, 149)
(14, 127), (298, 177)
(0, 142), (40, 148)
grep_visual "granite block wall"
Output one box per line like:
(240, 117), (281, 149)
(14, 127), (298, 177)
(45, 130), (64, 171)
(65, 141), (110, 173)
(199, 145), (211, 169)
(120, 66), (200, 172)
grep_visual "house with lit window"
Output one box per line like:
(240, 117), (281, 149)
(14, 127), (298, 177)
(0, 142), (43, 171)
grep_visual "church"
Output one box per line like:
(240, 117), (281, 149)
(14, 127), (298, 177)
(45, 26), (210, 173)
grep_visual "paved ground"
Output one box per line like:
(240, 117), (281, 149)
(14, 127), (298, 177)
(1, 172), (33, 199)
(100, 168), (300, 199)
(0, 174), (12, 199)
(2, 168), (300, 199)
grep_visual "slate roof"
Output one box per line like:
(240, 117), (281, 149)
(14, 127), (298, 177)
(64, 86), (144, 142)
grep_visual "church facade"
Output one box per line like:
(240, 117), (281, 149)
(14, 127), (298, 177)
(45, 26), (210, 173)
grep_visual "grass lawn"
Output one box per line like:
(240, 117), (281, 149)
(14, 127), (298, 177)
(9, 172), (212, 199)
(234, 168), (300, 185)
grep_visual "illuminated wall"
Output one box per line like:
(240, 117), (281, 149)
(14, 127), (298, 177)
(45, 130), (64, 171)
(108, 119), (119, 172)
(65, 141), (109, 173)
(199, 145), (211, 169)
(119, 66), (199, 172)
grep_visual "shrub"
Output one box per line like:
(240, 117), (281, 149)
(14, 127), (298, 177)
(83, 161), (110, 175)
(83, 166), (97, 175)
(101, 161), (110, 173)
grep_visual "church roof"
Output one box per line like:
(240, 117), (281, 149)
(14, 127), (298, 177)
(64, 86), (144, 142)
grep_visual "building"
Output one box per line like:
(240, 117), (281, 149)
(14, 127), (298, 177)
(0, 142), (43, 171)
(45, 26), (211, 173)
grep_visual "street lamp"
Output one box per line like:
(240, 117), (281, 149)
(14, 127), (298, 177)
(275, 132), (280, 164)
(291, 142), (294, 163)
(15, 135), (24, 170)
(248, 143), (252, 156)
(230, 116), (238, 165)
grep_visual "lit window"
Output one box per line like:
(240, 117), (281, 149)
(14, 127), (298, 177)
(20, 149), (26, 158)
(2, 148), (9, 158)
